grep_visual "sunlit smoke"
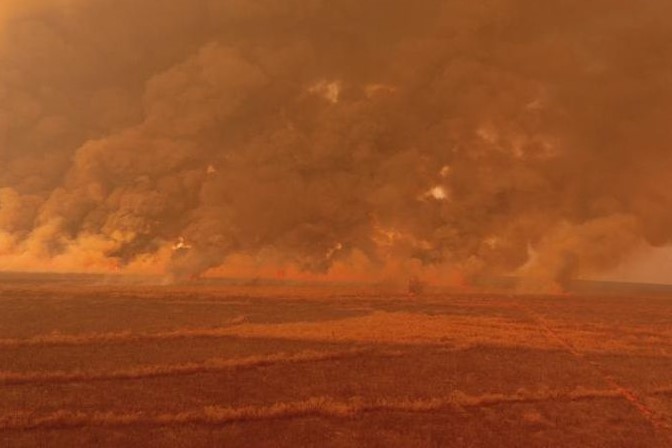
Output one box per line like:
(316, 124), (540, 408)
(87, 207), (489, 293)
(426, 186), (448, 201)
(1, 0), (672, 290)
(309, 80), (342, 104)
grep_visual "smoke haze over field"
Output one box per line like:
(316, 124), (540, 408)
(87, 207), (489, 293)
(1, 0), (672, 289)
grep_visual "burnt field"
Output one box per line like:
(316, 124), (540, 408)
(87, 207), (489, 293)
(0, 274), (671, 447)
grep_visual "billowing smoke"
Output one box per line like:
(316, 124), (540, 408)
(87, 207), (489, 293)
(1, 0), (672, 289)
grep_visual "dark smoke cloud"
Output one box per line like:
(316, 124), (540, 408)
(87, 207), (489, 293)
(1, 0), (671, 289)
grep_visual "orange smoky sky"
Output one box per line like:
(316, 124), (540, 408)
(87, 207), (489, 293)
(1, 0), (672, 289)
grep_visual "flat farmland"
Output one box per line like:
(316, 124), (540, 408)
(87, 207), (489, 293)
(0, 275), (671, 447)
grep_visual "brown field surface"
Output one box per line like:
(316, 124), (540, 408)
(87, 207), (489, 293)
(0, 274), (671, 447)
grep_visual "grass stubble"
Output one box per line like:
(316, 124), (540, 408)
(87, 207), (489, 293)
(1, 282), (671, 446)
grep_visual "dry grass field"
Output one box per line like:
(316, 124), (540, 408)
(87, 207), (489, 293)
(0, 273), (671, 447)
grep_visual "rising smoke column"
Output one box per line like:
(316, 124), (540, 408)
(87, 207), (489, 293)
(1, 0), (671, 289)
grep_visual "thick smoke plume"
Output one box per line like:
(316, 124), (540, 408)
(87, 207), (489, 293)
(1, 0), (672, 289)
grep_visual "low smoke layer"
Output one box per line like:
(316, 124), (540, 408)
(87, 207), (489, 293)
(1, 0), (671, 289)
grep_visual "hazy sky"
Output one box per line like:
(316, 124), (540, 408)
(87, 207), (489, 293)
(1, 0), (671, 288)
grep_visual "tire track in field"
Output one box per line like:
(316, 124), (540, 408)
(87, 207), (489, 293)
(0, 389), (623, 431)
(514, 299), (672, 438)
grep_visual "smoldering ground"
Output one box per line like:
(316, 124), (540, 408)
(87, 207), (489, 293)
(1, 0), (672, 290)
